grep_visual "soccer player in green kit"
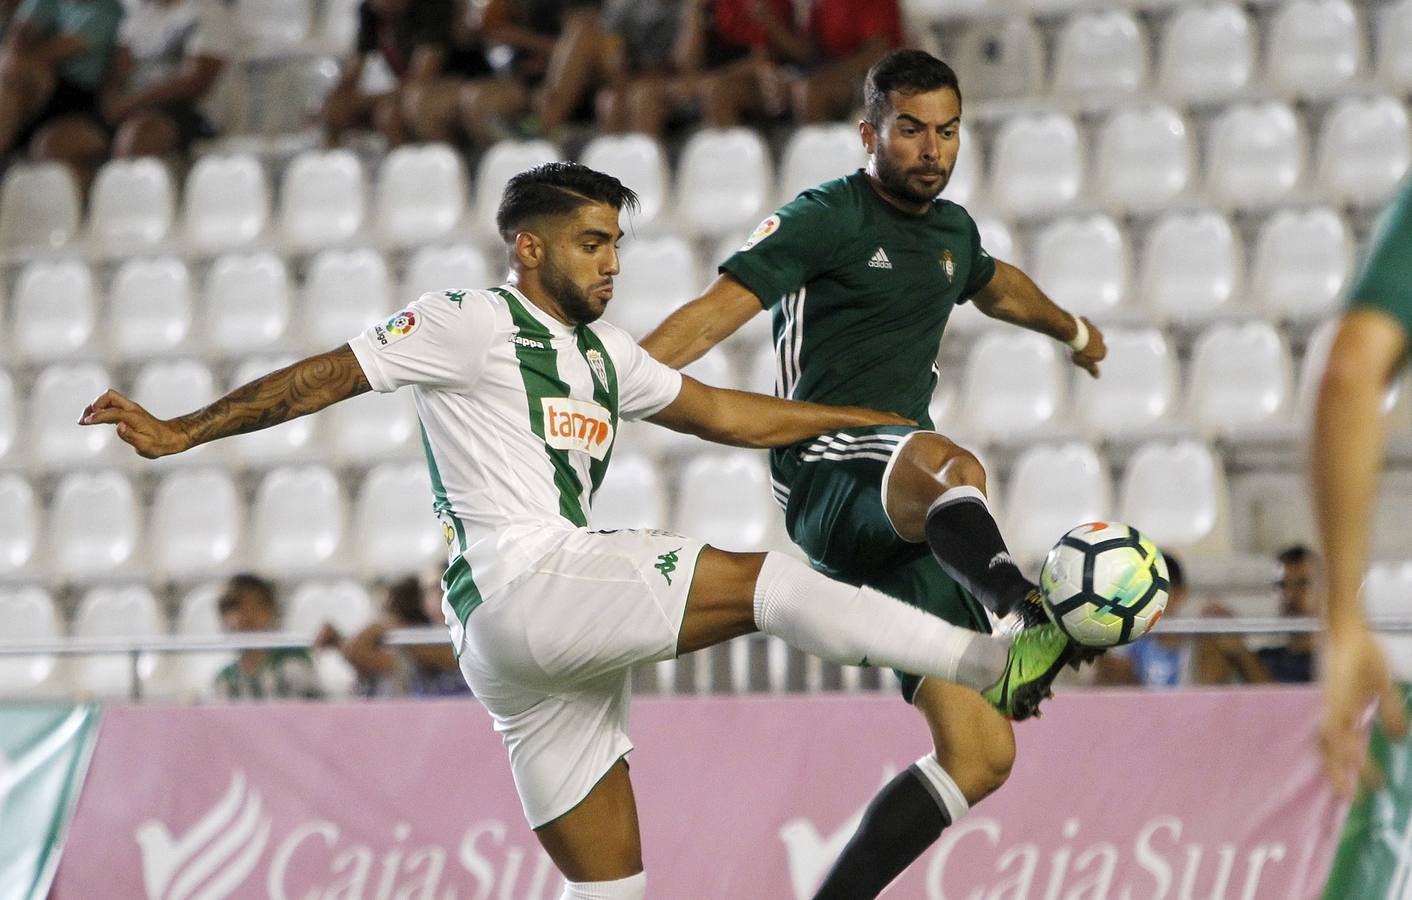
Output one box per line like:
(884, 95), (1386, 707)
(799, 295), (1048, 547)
(641, 49), (1108, 898)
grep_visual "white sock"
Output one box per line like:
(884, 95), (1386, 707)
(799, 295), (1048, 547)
(914, 752), (971, 823)
(751, 553), (1008, 691)
(560, 871), (646, 899)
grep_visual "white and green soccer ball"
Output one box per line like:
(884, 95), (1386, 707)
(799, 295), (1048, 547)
(1039, 522), (1170, 648)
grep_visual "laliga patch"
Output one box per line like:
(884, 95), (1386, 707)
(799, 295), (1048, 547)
(740, 215), (781, 250)
(541, 396), (614, 460)
(373, 309), (418, 348)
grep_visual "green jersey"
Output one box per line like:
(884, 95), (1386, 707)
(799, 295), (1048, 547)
(1348, 178), (1412, 336)
(721, 171), (994, 424)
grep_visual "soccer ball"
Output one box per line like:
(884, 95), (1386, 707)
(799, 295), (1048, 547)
(1039, 522), (1170, 648)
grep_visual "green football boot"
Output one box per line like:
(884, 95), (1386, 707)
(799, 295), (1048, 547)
(982, 623), (1077, 721)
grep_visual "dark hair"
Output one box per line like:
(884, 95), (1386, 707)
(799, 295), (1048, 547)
(864, 49), (962, 127)
(223, 573), (276, 610)
(1276, 544), (1315, 567)
(385, 575), (430, 625)
(496, 162), (640, 241)
(1161, 551), (1184, 589)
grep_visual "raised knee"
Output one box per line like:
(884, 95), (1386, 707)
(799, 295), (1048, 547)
(900, 433), (987, 494)
(934, 728), (1014, 803)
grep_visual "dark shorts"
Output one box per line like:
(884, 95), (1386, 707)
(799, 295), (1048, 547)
(17, 78), (108, 149)
(152, 102), (216, 150)
(775, 425), (992, 703)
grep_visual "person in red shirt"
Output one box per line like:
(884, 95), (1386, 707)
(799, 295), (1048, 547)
(783, 0), (903, 122)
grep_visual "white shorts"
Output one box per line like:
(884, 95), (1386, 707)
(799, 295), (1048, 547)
(458, 528), (705, 828)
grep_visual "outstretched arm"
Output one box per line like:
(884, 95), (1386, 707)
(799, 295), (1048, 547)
(1311, 307), (1409, 795)
(640, 274), (765, 369)
(968, 259), (1106, 377)
(78, 345), (371, 459)
(647, 375), (910, 448)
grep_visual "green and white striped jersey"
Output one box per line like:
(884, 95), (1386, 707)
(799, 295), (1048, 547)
(348, 283), (682, 650)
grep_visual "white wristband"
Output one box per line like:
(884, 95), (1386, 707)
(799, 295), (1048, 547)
(1066, 316), (1089, 353)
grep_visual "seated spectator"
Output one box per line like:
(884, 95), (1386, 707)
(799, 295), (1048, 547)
(314, 574), (467, 698)
(322, 0), (491, 147)
(103, 0), (234, 159)
(0, 0), (124, 180)
(1200, 545), (1320, 684)
(775, 0), (903, 124)
(1095, 552), (1206, 688)
(675, 0), (801, 131)
(212, 573), (324, 700)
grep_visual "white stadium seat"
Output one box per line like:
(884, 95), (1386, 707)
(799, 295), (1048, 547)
(0, 474), (39, 577)
(962, 331), (1065, 438)
(0, 586), (60, 695)
(203, 252), (291, 354)
(904, 0), (994, 22)
(607, 235), (700, 338)
(237, 0), (312, 49)
(131, 359), (219, 466)
(227, 356), (319, 463)
(1206, 101), (1305, 208)
(1139, 209), (1242, 319)
(29, 363), (116, 469)
(183, 153), (270, 250)
(950, 15), (1044, 103)
(945, 124), (982, 209)
(327, 389), (420, 463)
(651, 349), (739, 458)
(172, 582), (236, 695)
(352, 464), (443, 576)
(1051, 9), (1148, 98)
(88, 157), (175, 248)
(1073, 327), (1177, 437)
(12, 259), (96, 361)
(1029, 214), (1128, 317)
(1266, 0), (1363, 98)
(1119, 439), (1230, 553)
(1156, 2), (1254, 103)
(107, 256), (193, 359)
(591, 452), (667, 531)
(674, 450), (779, 550)
(1250, 206), (1352, 320)
(775, 124), (868, 206)
(674, 127), (772, 237)
(1378, 0), (1412, 91)
(250, 465), (346, 573)
(403, 244), (492, 297)
(989, 112), (1083, 217)
(1003, 442), (1113, 563)
(580, 133), (671, 227)
(302, 248), (392, 349)
(0, 162), (80, 249)
(47, 470), (142, 579)
(1094, 104), (1193, 211)
(284, 579), (376, 696)
(149, 469), (244, 579)
(70, 584), (165, 697)
(473, 139), (562, 239)
(1187, 320), (1293, 431)
(279, 149), (366, 249)
(0, 368), (16, 463)
(1364, 561), (1412, 680)
(1291, 319), (1401, 424)
(375, 143), (467, 246)
(974, 216), (1018, 268)
(1315, 95), (1411, 207)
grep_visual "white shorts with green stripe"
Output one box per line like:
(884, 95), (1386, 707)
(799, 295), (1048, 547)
(457, 527), (705, 828)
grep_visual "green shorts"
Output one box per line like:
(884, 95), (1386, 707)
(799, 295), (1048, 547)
(772, 425), (992, 703)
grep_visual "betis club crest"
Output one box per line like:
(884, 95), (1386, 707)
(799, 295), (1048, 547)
(941, 249), (955, 283)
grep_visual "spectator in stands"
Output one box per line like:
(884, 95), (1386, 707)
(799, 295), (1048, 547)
(103, 0), (234, 159)
(322, 0), (492, 147)
(212, 573), (324, 700)
(1094, 552), (1210, 687)
(774, 0), (903, 124)
(314, 574), (467, 698)
(593, 0), (684, 138)
(0, 0), (124, 181)
(1199, 545), (1320, 684)
(673, 0), (800, 131)
(461, 0), (603, 143)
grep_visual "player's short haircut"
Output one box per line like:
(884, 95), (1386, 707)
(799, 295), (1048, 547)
(496, 162), (640, 241)
(1162, 551), (1185, 589)
(864, 49), (963, 127)
(1276, 544), (1316, 567)
(223, 573), (276, 610)
(385, 575), (430, 626)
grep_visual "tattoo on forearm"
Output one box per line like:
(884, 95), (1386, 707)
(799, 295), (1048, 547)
(175, 346), (371, 447)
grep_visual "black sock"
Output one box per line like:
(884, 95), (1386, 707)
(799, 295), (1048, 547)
(923, 488), (1033, 617)
(812, 765), (951, 900)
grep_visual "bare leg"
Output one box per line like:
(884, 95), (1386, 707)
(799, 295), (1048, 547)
(458, 77), (528, 146)
(321, 87), (380, 147)
(534, 759), (643, 882)
(30, 116), (111, 194)
(112, 109), (181, 158)
(535, 7), (604, 134)
(0, 52), (54, 155)
(400, 78), (465, 143)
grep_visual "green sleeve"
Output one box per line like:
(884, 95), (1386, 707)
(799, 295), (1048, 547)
(959, 209), (996, 300)
(718, 191), (845, 310)
(15, 0), (58, 28)
(1348, 181), (1412, 338)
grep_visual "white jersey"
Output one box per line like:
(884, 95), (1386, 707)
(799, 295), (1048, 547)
(348, 284), (682, 651)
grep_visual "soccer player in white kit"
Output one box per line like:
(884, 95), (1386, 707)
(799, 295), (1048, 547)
(79, 163), (1076, 899)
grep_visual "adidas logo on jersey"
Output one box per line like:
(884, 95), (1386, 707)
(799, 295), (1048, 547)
(868, 248), (893, 270)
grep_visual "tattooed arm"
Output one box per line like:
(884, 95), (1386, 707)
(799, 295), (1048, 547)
(78, 345), (371, 459)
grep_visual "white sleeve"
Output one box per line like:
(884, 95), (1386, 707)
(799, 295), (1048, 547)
(596, 323), (683, 420)
(349, 291), (497, 393)
(189, 0), (235, 60)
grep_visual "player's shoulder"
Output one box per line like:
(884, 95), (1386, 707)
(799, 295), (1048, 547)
(791, 171), (869, 213)
(583, 317), (638, 359)
(930, 196), (977, 227)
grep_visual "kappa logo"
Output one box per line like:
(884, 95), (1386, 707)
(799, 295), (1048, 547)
(868, 247), (893, 270)
(136, 770), (271, 900)
(443, 289), (466, 307)
(654, 548), (681, 585)
(511, 332), (547, 350)
(542, 397), (614, 460)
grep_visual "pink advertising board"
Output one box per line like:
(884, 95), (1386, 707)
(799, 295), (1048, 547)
(55, 688), (1343, 899)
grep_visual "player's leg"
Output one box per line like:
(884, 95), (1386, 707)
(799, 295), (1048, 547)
(534, 759), (647, 898)
(883, 431), (1040, 622)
